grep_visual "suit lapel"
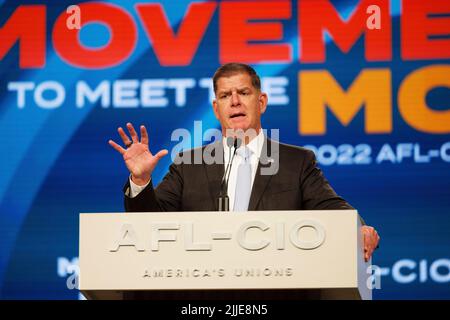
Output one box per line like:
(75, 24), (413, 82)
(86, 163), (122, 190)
(248, 137), (278, 210)
(204, 140), (225, 211)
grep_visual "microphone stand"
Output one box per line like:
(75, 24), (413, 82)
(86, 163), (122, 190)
(217, 138), (239, 211)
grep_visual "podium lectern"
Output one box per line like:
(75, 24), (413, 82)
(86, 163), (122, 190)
(79, 210), (372, 300)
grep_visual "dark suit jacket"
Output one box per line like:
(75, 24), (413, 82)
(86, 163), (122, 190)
(124, 138), (354, 213)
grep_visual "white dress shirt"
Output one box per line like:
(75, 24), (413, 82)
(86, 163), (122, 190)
(223, 130), (264, 211)
(129, 129), (266, 210)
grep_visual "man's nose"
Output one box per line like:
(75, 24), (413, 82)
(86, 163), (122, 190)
(231, 91), (240, 106)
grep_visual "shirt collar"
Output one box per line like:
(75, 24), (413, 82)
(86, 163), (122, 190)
(222, 129), (265, 159)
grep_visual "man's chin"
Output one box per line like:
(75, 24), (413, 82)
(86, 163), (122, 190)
(226, 125), (249, 133)
(224, 125), (259, 136)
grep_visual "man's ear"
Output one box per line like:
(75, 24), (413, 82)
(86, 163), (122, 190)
(259, 92), (268, 114)
(212, 99), (219, 119)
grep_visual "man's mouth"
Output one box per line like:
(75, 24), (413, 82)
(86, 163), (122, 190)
(230, 113), (246, 119)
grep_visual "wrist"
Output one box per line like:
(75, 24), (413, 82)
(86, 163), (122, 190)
(131, 175), (150, 186)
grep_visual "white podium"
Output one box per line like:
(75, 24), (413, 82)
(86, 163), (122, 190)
(79, 210), (372, 300)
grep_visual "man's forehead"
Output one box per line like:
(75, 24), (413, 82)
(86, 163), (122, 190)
(216, 73), (253, 91)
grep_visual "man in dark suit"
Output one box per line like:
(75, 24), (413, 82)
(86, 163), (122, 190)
(109, 63), (379, 262)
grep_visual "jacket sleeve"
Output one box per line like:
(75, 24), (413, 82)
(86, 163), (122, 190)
(124, 161), (184, 212)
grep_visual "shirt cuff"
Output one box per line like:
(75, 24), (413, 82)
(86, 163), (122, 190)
(128, 175), (151, 198)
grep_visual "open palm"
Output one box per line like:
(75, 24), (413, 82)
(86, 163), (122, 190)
(108, 123), (168, 185)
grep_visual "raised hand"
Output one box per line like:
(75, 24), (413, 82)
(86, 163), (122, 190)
(108, 123), (168, 185)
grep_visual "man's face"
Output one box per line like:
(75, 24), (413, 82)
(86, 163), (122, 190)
(213, 72), (268, 136)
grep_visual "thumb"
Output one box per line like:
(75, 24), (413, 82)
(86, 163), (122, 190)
(154, 149), (169, 160)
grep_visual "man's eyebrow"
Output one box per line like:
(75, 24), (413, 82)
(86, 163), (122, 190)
(216, 86), (255, 97)
(218, 86), (252, 94)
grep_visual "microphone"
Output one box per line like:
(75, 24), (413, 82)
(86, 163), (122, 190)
(217, 137), (241, 211)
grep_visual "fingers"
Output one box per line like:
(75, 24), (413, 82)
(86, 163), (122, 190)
(362, 226), (380, 262)
(127, 122), (139, 143)
(363, 231), (371, 262)
(118, 123), (148, 147)
(111, 123), (162, 159)
(108, 139), (126, 155)
(365, 247), (374, 262)
(140, 125), (149, 145)
(118, 127), (132, 146)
